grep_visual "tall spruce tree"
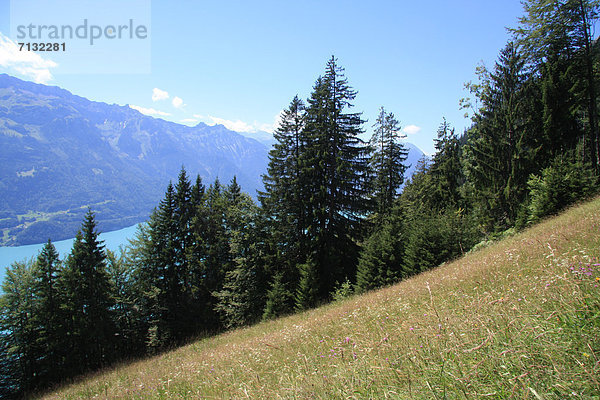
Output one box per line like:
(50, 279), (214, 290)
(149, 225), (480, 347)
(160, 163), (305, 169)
(369, 107), (408, 215)
(464, 42), (536, 230)
(296, 56), (371, 306)
(141, 182), (178, 350)
(201, 180), (231, 326)
(260, 96), (307, 316)
(172, 168), (196, 338)
(430, 118), (463, 209)
(60, 209), (116, 373)
(31, 240), (64, 386)
(123, 222), (155, 351)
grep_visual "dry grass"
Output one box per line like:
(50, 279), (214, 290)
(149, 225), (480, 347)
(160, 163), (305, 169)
(41, 198), (600, 399)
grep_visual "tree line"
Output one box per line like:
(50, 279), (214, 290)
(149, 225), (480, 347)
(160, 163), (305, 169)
(2, 0), (600, 397)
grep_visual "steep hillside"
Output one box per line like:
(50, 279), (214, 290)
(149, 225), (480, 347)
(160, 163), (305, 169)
(42, 197), (600, 399)
(0, 74), (269, 245)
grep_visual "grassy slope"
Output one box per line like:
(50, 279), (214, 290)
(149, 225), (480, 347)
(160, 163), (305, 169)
(42, 199), (600, 399)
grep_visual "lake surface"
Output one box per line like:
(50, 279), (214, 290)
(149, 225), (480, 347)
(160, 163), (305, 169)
(0, 224), (141, 287)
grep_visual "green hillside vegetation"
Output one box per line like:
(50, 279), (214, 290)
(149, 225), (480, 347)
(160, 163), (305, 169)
(41, 197), (600, 399)
(2, 0), (600, 397)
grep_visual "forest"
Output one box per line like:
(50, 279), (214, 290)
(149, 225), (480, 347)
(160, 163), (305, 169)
(2, 0), (600, 397)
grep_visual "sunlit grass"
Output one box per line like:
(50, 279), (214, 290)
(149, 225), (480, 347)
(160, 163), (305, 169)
(41, 198), (600, 399)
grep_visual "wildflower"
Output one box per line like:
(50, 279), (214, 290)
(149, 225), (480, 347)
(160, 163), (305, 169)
(409, 327), (414, 331)
(344, 337), (351, 344)
(583, 352), (590, 358)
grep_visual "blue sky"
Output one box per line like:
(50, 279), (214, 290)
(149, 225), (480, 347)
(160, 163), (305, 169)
(0, 0), (525, 154)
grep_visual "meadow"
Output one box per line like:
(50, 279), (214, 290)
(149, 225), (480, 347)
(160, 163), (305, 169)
(41, 197), (600, 399)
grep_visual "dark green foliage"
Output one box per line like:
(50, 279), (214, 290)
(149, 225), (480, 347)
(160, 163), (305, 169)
(260, 96), (308, 315)
(30, 240), (65, 386)
(194, 179), (231, 329)
(106, 249), (145, 356)
(369, 107), (408, 214)
(263, 273), (294, 320)
(300, 57), (371, 298)
(214, 179), (266, 329)
(464, 42), (538, 231)
(355, 217), (404, 293)
(140, 182), (177, 350)
(0, 261), (36, 395)
(121, 171), (265, 346)
(261, 57), (372, 309)
(59, 209), (117, 372)
(295, 259), (319, 311)
(403, 210), (478, 275)
(526, 154), (598, 223)
(430, 119), (463, 209)
(0, 328), (20, 399)
(461, 0), (600, 235)
(513, 0), (600, 171)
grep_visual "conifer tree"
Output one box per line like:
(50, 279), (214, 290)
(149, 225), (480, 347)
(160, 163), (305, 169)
(295, 259), (319, 310)
(369, 106), (408, 214)
(171, 168), (197, 338)
(141, 183), (177, 350)
(297, 56), (371, 304)
(214, 179), (265, 327)
(123, 223), (155, 350)
(260, 96), (307, 315)
(355, 217), (403, 293)
(263, 273), (293, 320)
(31, 240), (64, 385)
(464, 42), (536, 230)
(60, 209), (116, 372)
(0, 261), (36, 394)
(513, 0), (600, 170)
(106, 248), (145, 356)
(430, 118), (463, 209)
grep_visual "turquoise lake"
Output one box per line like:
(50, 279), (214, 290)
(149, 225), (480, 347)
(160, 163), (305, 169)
(0, 224), (140, 287)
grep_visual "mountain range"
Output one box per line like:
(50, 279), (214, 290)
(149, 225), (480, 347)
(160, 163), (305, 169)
(0, 74), (270, 245)
(0, 74), (425, 246)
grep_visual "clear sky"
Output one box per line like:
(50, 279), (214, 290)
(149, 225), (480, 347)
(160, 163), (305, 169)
(0, 0), (525, 155)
